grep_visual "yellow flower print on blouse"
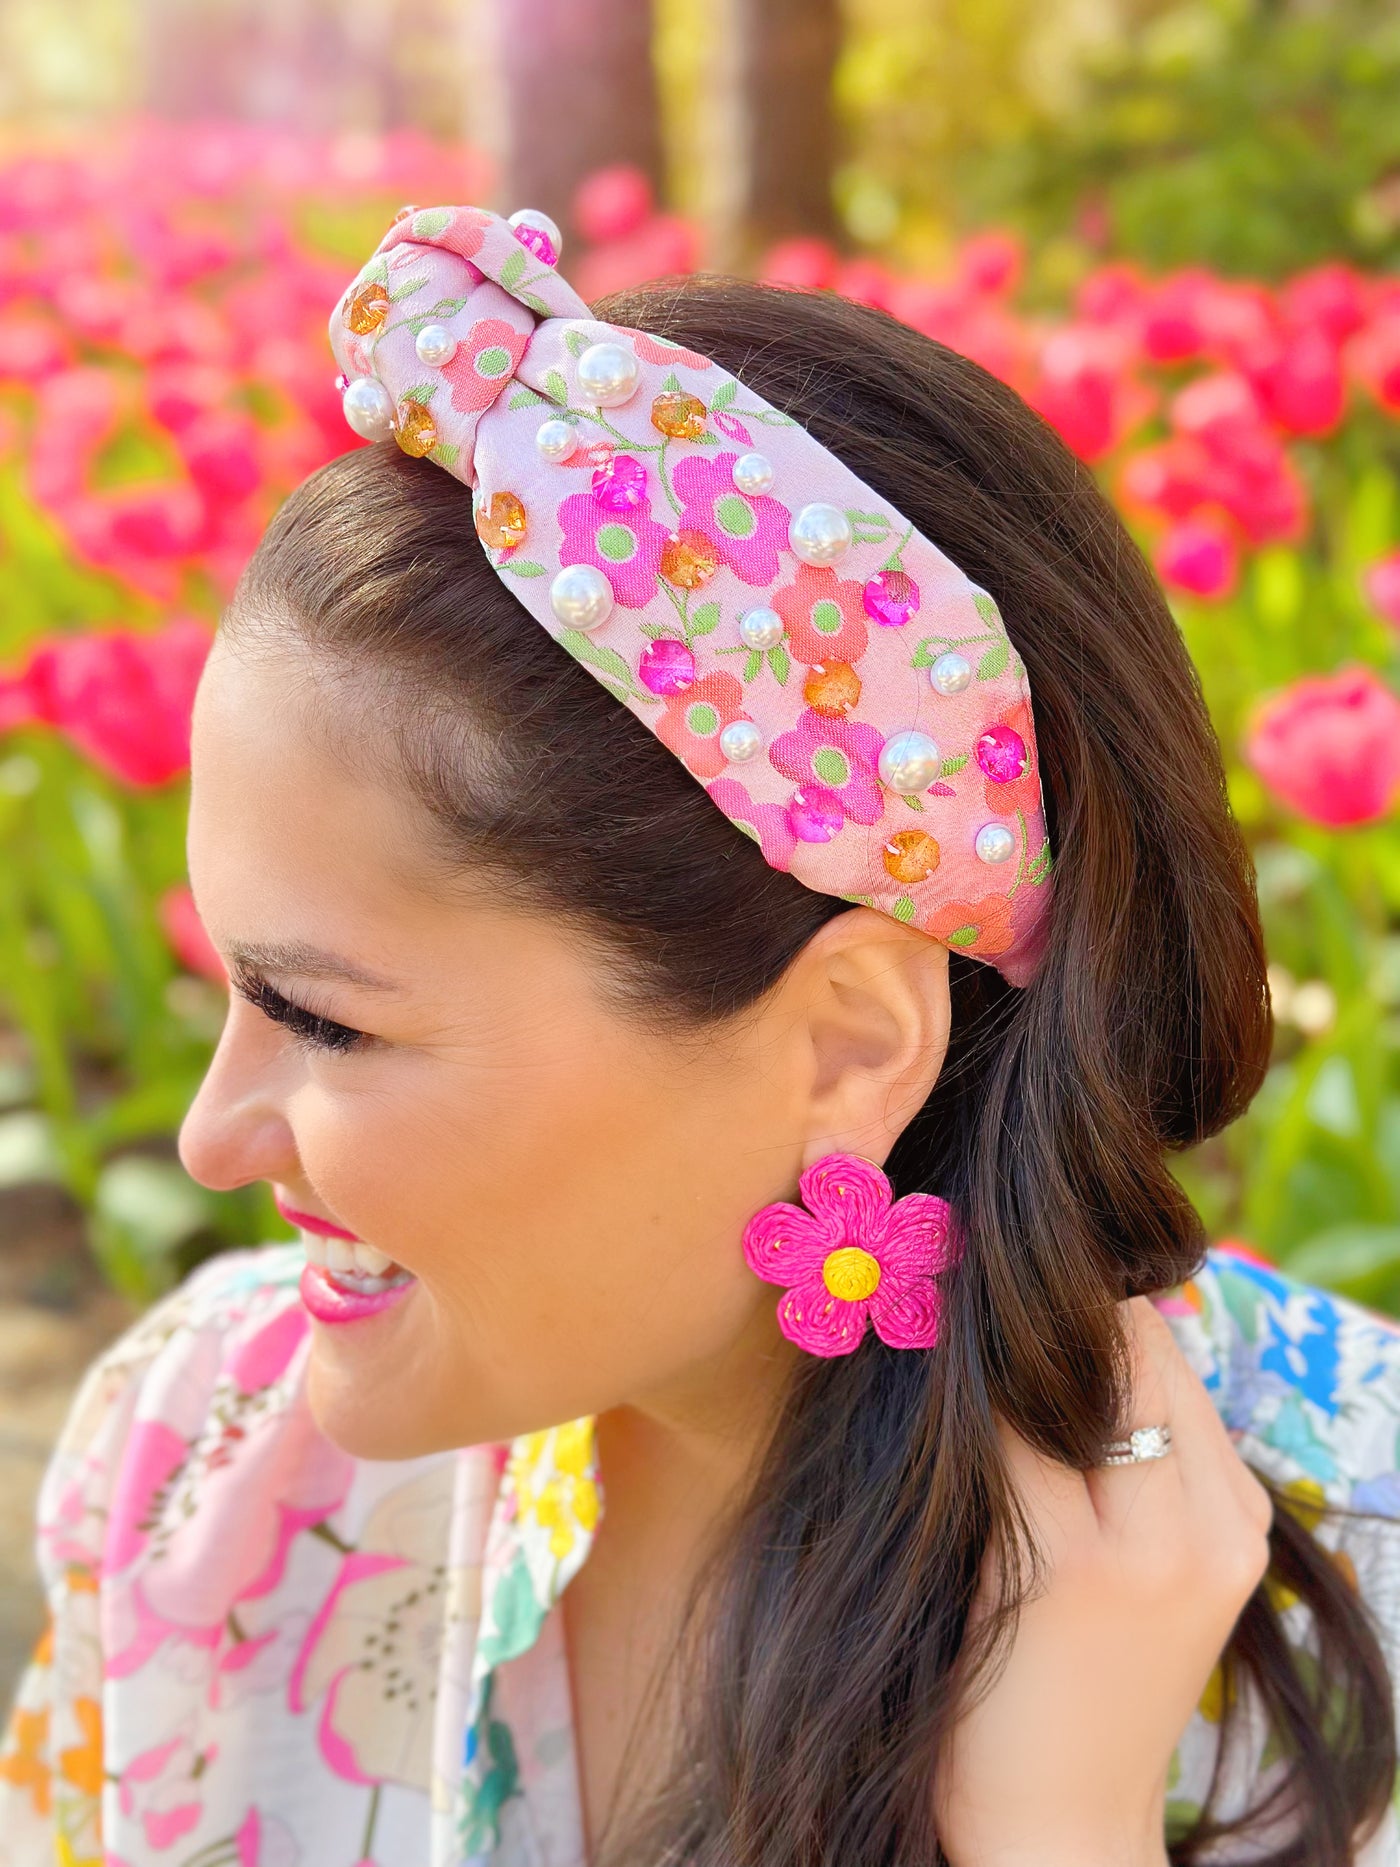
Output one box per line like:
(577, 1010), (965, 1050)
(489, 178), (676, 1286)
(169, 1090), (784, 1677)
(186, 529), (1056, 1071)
(507, 1418), (600, 1562)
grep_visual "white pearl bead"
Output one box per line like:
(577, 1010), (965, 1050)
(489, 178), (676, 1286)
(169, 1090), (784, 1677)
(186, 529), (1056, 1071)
(738, 607), (785, 650)
(535, 418), (578, 462)
(414, 323), (458, 367)
(878, 730), (942, 794)
(732, 452), (774, 495)
(577, 341), (640, 408)
(975, 822), (1016, 864)
(720, 719), (763, 763)
(929, 651), (973, 696)
(550, 563), (614, 633)
(789, 501), (853, 566)
(342, 376), (396, 442)
(508, 207), (564, 257)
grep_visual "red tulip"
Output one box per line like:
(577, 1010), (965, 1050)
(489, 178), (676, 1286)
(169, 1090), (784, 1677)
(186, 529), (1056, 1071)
(1155, 515), (1239, 601)
(158, 884), (227, 982)
(1245, 666), (1400, 827)
(23, 616), (213, 788)
(574, 166), (653, 245)
(1363, 551), (1400, 630)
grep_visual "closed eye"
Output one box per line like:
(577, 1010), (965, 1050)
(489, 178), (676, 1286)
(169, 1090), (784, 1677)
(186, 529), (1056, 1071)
(229, 964), (372, 1057)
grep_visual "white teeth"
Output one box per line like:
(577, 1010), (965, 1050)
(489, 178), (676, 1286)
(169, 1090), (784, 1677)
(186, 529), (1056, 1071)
(353, 1243), (392, 1275)
(300, 1230), (328, 1269)
(326, 1237), (355, 1274)
(300, 1228), (407, 1287)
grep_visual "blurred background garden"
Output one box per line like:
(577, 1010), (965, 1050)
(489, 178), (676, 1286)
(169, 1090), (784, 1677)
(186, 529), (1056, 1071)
(0, 0), (1398, 1682)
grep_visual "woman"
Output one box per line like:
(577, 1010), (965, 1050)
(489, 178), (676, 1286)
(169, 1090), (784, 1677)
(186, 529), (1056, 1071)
(3, 202), (1399, 1867)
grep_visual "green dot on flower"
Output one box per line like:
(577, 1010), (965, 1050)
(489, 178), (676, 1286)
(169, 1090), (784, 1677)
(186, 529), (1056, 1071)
(596, 523), (638, 563)
(476, 345), (512, 377)
(812, 746), (850, 787)
(714, 493), (756, 539)
(812, 598), (844, 635)
(686, 701), (720, 736)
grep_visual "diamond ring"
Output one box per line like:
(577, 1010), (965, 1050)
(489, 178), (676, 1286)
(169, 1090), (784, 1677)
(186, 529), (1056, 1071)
(1098, 1424), (1173, 1465)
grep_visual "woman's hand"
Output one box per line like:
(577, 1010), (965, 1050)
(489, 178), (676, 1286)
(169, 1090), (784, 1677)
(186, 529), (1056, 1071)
(933, 1295), (1274, 1867)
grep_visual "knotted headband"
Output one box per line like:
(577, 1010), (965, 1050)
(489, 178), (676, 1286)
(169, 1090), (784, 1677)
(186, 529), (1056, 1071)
(328, 205), (1054, 984)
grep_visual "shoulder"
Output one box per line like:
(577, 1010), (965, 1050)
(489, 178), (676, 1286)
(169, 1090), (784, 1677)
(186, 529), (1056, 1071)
(1158, 1242), (1400, 1515)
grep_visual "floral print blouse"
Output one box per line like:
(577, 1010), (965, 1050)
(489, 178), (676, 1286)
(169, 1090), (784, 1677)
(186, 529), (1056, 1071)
(4, 1240), (1400, 1867)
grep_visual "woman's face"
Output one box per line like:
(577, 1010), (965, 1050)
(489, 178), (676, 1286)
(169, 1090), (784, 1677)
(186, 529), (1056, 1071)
(180, 632), (949, 1460)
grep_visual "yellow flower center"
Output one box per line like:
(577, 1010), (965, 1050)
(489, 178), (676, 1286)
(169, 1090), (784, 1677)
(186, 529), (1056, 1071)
(822, 1245), (881, 1303)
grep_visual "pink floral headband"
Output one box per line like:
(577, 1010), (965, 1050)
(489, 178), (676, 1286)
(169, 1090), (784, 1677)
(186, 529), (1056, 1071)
(328, 205), (1054, 984)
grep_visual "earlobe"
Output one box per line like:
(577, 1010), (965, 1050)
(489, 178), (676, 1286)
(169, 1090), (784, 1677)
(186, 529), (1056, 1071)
(786, 908), (951, 1170)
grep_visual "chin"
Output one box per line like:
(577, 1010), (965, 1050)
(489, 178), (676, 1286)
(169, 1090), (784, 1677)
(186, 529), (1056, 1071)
(304, 1344), (446, 1461)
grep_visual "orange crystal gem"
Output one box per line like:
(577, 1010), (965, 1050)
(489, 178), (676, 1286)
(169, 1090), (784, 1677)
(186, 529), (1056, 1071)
(395, 400), (438, 458)
(660, 528), (720, 588)
(475, 490), (528, 550)
(883, 829), (941, 884)
(803, 660), (862, 718)
(651, 391), (707, 440)
(344, 280), (391, 336)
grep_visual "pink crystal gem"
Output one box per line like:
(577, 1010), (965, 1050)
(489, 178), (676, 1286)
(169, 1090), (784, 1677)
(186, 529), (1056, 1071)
(639, 638), (697, 696)
(787, 786), (845, 843)
(863, 568), (921, 628)
(592, 453), (648, 511)
(513, 224), (559, 267)
(975, 724), (1028, 782)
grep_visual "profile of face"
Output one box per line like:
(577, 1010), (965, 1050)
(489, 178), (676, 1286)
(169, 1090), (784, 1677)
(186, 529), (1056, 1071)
(179, 631), (953, 1461)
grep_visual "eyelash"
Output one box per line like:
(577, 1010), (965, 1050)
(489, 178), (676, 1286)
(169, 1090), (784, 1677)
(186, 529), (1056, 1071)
(230, 967), (371, 1057)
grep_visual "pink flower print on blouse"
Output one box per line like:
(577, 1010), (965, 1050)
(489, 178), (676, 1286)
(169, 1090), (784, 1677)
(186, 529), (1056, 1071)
(769, 707), (885, 826)
(290, 1469), (452, 1790)
(557, 487), (673, 609)
(743, 1153), (957, 1357)
(706, 776), (800, 869)
(441, 317), (530, 414)
(117, 1733), (213, 1851)
(773, 562), (870, 666)
(655, 670), (747, 779)
(671, 453), (789, 586)
(233, 1805), (299, 1866)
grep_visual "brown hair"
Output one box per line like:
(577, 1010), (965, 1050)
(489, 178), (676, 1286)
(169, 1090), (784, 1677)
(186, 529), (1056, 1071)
(228, 276), (1396, 1865)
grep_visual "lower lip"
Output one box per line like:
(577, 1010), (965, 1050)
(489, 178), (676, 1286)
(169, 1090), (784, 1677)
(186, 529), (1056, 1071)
(299, 1264), (416, 1326)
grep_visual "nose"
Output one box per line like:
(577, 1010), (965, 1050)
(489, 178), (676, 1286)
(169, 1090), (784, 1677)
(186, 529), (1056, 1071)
(177, 998), (302, 1195)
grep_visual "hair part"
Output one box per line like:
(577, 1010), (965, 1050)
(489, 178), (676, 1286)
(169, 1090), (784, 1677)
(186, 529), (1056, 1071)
(228, 274), (1395, 1865)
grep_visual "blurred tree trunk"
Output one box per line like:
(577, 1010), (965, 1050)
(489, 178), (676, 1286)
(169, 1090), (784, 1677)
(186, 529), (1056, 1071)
(488, 0), (664, 255)
(732, 0), (843, 256)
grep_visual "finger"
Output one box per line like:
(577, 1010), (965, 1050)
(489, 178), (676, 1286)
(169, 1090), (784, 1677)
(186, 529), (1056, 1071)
(1084, 1297), (1188, 1541)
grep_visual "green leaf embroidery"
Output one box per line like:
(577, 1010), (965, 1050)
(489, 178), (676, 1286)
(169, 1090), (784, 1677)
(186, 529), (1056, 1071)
(743, 648), (763, 683)
(944, 923), (982, 948)
(973, 590), (1003, 627)
(639, 620), (673, 640)
(977, 640), (1009, 681)
(564, 329), (592, 359)
(520, 291), (552, 316)
(902, 793), (926, 811)
(429, 294), (470, 319)
(690, 430), (721, 446)
(662, 370), (682, 392)
(544, 368), (570, 406)
(560, 628), (654, 702)
(498, 246), (526, 291)
(507, 387), (547, 411)
(689, 601), (721, 637)
(389, 275), (429, 302)
(411, 207), (452, 238)
(940, 753), (970, 776)
(399, 382), (437, 406)
(892, 895), (917, 923)
(1027, 841), (1053, 884)
(360, 256), (390, 287)
(711, 380), (738, 409)
(767, 644), (790, 685)
(500, 558), (547, 579)
(429, 442), (460, 469)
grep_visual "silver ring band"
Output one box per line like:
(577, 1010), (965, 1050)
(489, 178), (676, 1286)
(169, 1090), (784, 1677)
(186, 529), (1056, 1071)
(1098, 1424), (1173, 1465)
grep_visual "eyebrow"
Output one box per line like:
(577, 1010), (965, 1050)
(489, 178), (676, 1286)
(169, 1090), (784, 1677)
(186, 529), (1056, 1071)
(222, 939), (403, 994)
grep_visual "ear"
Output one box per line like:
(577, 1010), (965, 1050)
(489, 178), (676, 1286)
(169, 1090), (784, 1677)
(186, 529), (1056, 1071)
(771, 907), (951, 1170)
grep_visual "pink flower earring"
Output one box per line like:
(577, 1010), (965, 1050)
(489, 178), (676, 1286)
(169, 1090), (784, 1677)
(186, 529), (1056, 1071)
(742, 1152), (959, 1358)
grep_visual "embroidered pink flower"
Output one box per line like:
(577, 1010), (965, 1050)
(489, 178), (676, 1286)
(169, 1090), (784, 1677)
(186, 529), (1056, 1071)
(557, 487), (673, 609)
(769, 707), (885, 825)
(744, 1154), (957, 1356)
(671, 452), (790, 586)
(706, 776), (799, 869)
(772, 562), (870, 665)
(656, 671), (746, 779)
(711, 407), (756, 446)
(626, 328), (714, 371)
(441, 317), (529, 414)
(929, 894), (1017, 958)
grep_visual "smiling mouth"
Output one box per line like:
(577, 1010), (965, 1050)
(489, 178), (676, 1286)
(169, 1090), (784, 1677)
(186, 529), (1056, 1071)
(298, 1228), (415, 1297)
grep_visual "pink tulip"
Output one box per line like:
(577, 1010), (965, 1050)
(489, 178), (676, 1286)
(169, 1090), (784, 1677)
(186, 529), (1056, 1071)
(1347, 314), (1400, 414)
(834, 257), (896, 311)
(159, 884), (227, 982)
(759, 237), (840, 293)
(1281, 263), (1371, 344)
(1364, 551), (1400, 629)
(574, 165), (653, 244)
(1255, 327), (1346, 436)
(1155, 515), (1239, 601)
(23, 616), (212, 788)
(956, 229), (1023, 298)
(1245, 666), (1400, 827)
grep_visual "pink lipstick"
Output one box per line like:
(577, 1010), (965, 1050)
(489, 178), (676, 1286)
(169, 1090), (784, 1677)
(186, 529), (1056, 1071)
(299, 1264), (415, 1326)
